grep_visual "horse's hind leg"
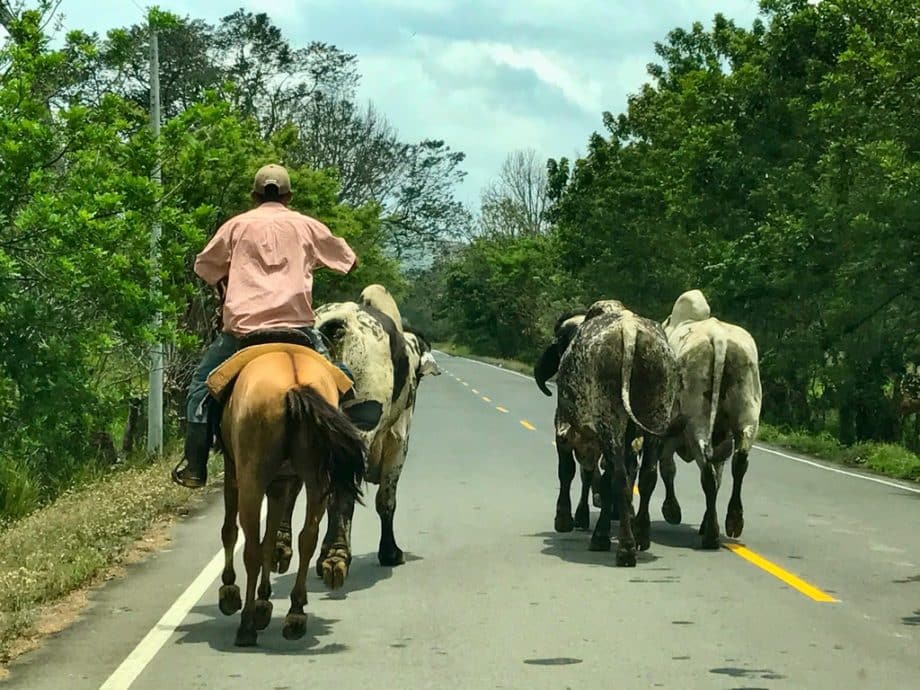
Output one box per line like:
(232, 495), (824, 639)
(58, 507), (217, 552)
(218, 458), (242, 616)
(283, 483), (325, 641)
(252, 477), (286, 632)
(234, 480), (264, 647)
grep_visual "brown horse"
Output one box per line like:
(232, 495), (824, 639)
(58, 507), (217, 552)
(206, 339), (365, 647)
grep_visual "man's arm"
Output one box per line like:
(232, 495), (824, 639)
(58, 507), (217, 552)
(194, 222), (233, 286)
(308, 218), (357, 274)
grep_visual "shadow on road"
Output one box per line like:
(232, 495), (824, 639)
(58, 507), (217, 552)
(172, 605), (347, 656)
(279, 551), (423, 601)
(527, 530), (661, 566)
(526, 517), (724, 568)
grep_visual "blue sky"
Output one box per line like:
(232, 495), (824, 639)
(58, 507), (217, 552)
(50, 0), (764, 208)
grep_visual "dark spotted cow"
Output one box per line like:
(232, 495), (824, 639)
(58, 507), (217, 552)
(271, 284), (440, 588)
(659, 289), (762, 549)
(534, 311), (603, 532)
(534, 299), (684, 566)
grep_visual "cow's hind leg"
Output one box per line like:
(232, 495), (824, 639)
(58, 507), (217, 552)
(377, 435), (408, 567)
(273, 477), (302, 574)
(725, 448), (749, 538)
(284, 482), (326, 640)
(588, 465), (614, 551)
(319, 487), (355, 589)
(554, 437), (576, 532)
(659, 451), (682, 525)
(634, 441), (660, 551)
(218, 458), (242, 616)
(613, 441), (639, 567)
(573, 466), (592, 530)
(698, 458), (724, 550)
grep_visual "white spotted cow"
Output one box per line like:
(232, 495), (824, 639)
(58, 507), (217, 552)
(659, 289), (762, 549)
(272, 284), (441, 588)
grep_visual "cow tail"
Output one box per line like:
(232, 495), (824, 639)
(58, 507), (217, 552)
(620, 319), (665, 436)
(707, 333), (727, 457)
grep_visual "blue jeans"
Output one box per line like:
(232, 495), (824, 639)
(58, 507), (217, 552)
(185, 327), (332, 425)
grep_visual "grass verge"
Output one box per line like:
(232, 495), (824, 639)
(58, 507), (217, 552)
(435, 343), (920, 484)
(0, 451), (223, 668)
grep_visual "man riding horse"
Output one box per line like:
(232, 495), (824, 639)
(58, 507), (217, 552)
(172, 163), (358, 489)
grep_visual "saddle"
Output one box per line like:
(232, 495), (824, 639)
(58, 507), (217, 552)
(204, 328), (355, 448)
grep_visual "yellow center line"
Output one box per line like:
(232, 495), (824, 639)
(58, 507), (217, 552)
(482, 396), (492, 403)
(723, 543), (838, 603)
(520, 420), (536, 431)
(472, 389), (479, 394)
(462, 382), (469, 387)
(496, 406), (509, 414)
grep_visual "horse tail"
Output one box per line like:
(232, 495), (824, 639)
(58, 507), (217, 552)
(284, 386), (366, 505)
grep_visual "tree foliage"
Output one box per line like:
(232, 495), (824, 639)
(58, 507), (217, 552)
(428, 0), (920, 451)
(0, 4), (460, 519)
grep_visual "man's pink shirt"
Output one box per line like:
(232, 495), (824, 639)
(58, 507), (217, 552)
(194, 202), (356, 336)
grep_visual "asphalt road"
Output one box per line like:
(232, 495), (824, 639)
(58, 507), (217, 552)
(5, 352), (920, 689)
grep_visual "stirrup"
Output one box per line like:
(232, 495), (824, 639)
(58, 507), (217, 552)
(171, 458), (206, 489)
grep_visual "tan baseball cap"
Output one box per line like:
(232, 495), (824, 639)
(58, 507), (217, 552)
(252, 163), (292, 195)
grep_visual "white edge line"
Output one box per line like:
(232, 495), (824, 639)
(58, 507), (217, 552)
(753, 444), (920, 495)
(437, 351), (920, 496)
(99, 501), (266, 690)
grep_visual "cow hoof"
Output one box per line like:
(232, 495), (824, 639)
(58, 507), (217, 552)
(282, 613), (308, 640)
(273, 541), (293, 574)
(616, 548), (637, 567)
(322, 550), (351, 590)
(555, 512), (575, 533)
(254, 600), (273, 630)
(378, 546), (405, 567)
(725, 511), (744, 538)
(588, 535), (611, 552)
(218, 585), (242, 616)
(700, 532), (721, 550)
(662, 500), (682, 525)
(573, 505), (590, 531)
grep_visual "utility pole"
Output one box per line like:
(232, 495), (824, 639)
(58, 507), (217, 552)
(146, 17), (163, 455)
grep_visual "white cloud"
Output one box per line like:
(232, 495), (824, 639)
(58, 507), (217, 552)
(42, 0), (763, 207)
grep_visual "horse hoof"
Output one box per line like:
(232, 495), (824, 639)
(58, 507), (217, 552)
(283, 613), (308, 640)
(378, 546), (405, 567)
(218, 585), (241, 616)
(588, 536), (611, 552)
(254, 600), (273, 630)
(555, 512), (575, 533)
(573, 506), (590, 531)
(616, 547), (637, 567)
(234, 625), (258, 647)
(662, 500), (682, 525)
